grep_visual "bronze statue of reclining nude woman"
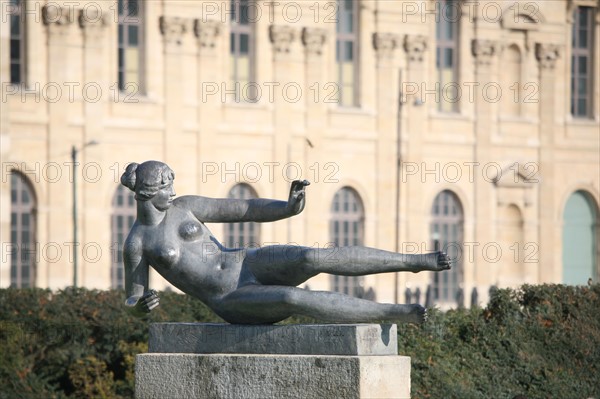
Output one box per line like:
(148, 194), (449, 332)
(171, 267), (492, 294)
(121, 161), (451, 324)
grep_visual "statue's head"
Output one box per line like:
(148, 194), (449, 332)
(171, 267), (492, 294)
(120, 161), (175, 201)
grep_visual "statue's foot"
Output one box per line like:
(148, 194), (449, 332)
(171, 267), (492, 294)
(412, 251), (452, 272)
(405, 304), (427, 325)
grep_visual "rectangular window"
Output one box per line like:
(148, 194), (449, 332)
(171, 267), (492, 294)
(230, 0), (256, 102)
(9, 0), (26, 84)
(336, 0), (359, 107)
(571, 7), (594, 118)
(436, 0), (459, 112)
(118, 0), (144, 94)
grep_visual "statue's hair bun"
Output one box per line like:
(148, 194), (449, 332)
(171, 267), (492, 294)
(120, 162), (139, 191)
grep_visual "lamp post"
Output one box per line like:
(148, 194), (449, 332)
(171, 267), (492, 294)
(72, 140), (98, 287)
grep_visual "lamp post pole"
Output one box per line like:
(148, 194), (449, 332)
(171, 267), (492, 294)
(71, 140), (98, 288)
(72, 146), (78, 287)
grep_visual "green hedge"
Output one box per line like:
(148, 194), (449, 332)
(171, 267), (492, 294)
(1, 285), (599, 398)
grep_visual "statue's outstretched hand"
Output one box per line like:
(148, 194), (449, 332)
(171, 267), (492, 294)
(287, 180), (310, 215)
(125, 289), (160, 317)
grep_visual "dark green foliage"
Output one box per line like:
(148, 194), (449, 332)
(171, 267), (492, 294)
(1, 285), (598, 398)
(0, 288), (221, 398)
(399, 284), (600, 399)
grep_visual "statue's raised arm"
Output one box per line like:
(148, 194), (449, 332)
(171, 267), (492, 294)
(174, 180), (310, 223)
(120, 161), (451, 325)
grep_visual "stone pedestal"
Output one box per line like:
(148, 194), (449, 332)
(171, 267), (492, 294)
(135, 324), (410, 399)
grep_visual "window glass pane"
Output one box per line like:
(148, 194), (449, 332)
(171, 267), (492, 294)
(230, 32), (235, 53)
(11, 14), (20, 35)
(128, 0), (138, 17)
(578, 29), (588, 48)
(118, 24), (124, 46)
(578, 78), (587, 95)
(240, 34), (249, 54)
(444, 48), (453, 68)
(346, 14), (354, 33)
(10, 39), (20, 60)
(344, 41), (353, 61)
(118, 0), (124, 15)
(578, 57), (587, 74)
(128, 25), (138, 46)
(580, 8), (589, 27)
(577, 99), (586, 116)
(240, 1), (249, 24)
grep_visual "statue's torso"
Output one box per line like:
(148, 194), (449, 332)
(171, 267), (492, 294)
(139, 204), (244, 304)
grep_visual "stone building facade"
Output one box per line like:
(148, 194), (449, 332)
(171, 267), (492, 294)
(1, 0), (599, 308)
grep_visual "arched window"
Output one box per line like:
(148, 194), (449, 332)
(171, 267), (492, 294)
(330, 187), (364, 297)
(430, 190), (463, 304)
(562, 191), (598, 284)
(111, 185), (136, 289)
(223, 184), (260, 248)
(10, 171), (36, 288)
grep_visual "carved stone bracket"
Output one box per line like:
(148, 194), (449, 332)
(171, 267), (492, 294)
(301, 27), (327, 56)
(160, 16), (189, 45)
(472, 39), (499, 65)
(404, 35), (427, 63)
(194, 20), (220, 49)
(79, 8), (108, 41)
(269, 25), (296, 54)
(372, 33), (400, 60)
(535, 43), (561, 69)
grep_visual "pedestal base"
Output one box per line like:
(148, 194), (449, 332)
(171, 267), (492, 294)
(135, 323), (411, 399)
(135, 353), (410, 399)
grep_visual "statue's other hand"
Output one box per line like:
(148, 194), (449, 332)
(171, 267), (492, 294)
(288, 180), (310, 215)
(125, 290), (160, 316)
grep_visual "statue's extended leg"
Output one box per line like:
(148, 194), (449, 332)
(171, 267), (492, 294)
(246, 245), (450, 286)
(216, 285), (426, 325)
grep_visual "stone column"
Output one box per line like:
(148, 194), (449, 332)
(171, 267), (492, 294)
(195, 19), (222, 191)
(43, 4), (75, 287)
(160, 16), (189, 172)
(471, 39), (499, 298)
(269, 24), (298, 243)
(301, 27), (327, 246)
(373, 32), (401, 302)
(401, 34), (428, 298)
(535, 43), (560, 283)
(79, 8), (107, 287)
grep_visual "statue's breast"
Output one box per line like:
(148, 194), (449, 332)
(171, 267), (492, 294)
(178, 221), (203, 241)
(154, 244), (180, 267)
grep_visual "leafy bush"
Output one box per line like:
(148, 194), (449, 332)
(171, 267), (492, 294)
(398, 284), (600, 399)
(1, 285), (598, 398)
(0, 288), (221, 398)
